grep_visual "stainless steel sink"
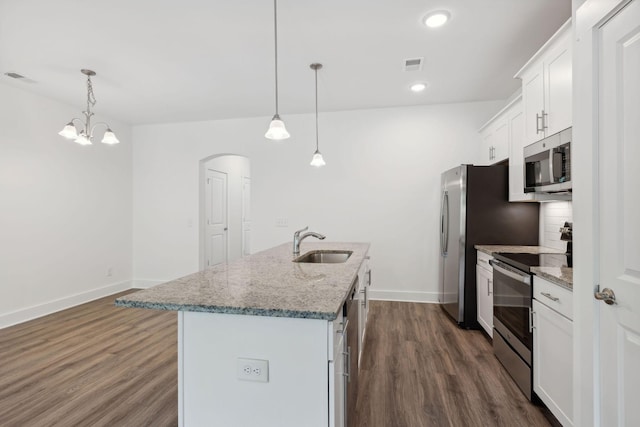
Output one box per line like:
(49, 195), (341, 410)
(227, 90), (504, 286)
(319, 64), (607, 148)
(294, 250), (353, 264)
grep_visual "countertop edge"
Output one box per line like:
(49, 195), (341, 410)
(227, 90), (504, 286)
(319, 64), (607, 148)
(474, 244), (565, 255)
(114, 299), (338, 321)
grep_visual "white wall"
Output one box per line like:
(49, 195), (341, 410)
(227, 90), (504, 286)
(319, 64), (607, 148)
(0, 82), (132, 327)
(132, 101), (503, 300)
(539, 201), (573, 251)
(202, 155), (251, 265)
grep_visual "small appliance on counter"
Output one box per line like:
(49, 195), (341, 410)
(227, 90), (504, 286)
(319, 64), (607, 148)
(560, 221), (573, 257)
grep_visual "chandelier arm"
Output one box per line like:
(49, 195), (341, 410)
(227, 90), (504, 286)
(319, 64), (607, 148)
(67, 117), (87, 134)
(68, 118), (84, 126)
(89, 122), (111, 138)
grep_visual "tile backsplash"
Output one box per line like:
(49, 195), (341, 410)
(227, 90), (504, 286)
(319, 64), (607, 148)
(540, 201), (573, 251)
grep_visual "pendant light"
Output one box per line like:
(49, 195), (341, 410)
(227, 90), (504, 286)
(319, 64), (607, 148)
(58, 69), (119, 145)
(309, 63), (326, 167)
(265, 0), (290, 140)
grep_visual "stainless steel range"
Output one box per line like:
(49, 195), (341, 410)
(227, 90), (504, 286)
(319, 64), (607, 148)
(490, 252), (571, 400)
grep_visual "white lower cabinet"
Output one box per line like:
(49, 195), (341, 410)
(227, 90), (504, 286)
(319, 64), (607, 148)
(356, 258), (371, 366)
(533, 277), (573, 426)
(476, 252), (493, 337)
(330, 310), (345, 427)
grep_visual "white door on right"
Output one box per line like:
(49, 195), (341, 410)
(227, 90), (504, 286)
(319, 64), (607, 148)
(242, 176), (251, 256)
(205, 169), (228, 267)
(598, 1), (640, 425)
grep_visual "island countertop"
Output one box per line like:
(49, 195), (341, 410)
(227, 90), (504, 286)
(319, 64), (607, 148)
(115, 242), (370, 321)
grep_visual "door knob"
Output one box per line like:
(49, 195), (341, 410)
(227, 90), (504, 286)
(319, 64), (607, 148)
(594, 288), (616, 305)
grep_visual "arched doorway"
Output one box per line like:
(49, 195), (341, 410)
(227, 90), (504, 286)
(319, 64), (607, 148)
(199, 154), (251, 269)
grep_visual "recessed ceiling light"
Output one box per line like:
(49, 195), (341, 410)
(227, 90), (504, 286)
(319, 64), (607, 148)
(410, 82), (428, 92)
(423, 10), (451, 28)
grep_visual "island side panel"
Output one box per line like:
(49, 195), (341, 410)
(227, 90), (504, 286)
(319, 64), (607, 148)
(179, 311), (330, 427)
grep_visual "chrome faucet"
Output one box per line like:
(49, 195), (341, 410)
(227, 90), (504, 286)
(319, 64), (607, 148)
(293, 226), (326, 255)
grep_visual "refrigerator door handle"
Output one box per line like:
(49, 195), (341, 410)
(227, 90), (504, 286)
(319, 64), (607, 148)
(440, 191), (445, 255)
(443, 191), (449, 255)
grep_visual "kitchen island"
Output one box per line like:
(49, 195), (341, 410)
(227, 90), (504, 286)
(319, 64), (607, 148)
(115, 242), (371, 427)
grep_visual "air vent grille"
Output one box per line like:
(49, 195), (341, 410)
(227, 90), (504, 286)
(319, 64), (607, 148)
(4, 72), (25, 79)
(404, 57), (423, 72)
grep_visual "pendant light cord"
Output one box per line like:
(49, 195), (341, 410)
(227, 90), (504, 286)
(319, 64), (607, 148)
(314, 66), (319, 151)
(273, 0), (279, 116)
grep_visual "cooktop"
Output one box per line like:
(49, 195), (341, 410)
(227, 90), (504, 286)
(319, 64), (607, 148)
(493, 252), (572, 272)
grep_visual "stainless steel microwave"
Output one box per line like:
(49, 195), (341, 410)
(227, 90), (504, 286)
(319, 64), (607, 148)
(524, 127), (571, 194)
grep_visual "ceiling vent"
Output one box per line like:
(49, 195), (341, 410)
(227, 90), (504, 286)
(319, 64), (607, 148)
(4, 72), (25, 79)
(403, 57), (423, 72)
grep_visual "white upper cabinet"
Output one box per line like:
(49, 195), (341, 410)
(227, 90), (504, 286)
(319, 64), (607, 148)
(479, 101), (513, 166)
(478, 95), (533, 201)
(516, 20), (572, 145)
(507, 103), (532, 201)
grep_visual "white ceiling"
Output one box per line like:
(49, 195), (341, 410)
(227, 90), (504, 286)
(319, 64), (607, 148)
(0, 0), (571, 125)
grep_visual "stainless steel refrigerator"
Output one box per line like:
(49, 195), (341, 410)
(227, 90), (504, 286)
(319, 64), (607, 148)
(438, 165), (539, 328)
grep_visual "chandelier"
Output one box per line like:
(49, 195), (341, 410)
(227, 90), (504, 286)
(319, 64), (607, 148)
(58, 69), (119, 145)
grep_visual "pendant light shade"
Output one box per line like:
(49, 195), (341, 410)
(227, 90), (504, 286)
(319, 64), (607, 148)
(309, 63), (325, 167)
(58, 122), (78, 139)
(74, 132), (92, 146)
(265, 0), (290, 140)
(101, 128), (120, 145)
(265, 114), (290, 140)
(310, 150), (326, 167)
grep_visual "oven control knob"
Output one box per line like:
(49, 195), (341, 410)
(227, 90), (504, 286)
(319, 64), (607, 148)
(594, 287), (616, 305)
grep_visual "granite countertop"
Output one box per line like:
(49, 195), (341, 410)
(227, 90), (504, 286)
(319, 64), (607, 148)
(474, 245), (565, 256)
(531, 266), (573, 290)
(115, 242), (370, 321)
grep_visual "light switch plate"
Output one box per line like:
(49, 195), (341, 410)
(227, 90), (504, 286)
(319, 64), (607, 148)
(237, 358), (269, 382)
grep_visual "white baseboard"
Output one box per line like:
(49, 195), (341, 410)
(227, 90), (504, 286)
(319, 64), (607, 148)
(0, 280), (132, 329)
(368, 289), (440, 304)
(131, 279), (166, 289)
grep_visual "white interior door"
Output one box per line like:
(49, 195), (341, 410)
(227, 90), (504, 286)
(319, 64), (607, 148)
(242, 177), (251, 256)
(598, 2), (640, 425)
(206, 169), (228, 267)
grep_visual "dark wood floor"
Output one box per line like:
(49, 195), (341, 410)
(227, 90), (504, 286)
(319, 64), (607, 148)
(0, 290), (177, 427)
(354, 302), (551, 427)
(0, 293), (551, 426)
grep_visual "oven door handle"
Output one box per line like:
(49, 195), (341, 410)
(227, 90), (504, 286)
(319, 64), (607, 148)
(489, 260), (531, 285)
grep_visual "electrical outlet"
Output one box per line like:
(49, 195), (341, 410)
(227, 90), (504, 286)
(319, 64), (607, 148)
(237, 358), (269, 383)
(275, 217), (288, 227)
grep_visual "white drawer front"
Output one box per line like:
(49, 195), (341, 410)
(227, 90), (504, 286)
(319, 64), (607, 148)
(533, 276), (573, 320)
(477, 251), (493, 271)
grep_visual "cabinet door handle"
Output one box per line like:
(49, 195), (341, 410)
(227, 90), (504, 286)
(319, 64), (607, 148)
(541, 110), (548, 131)
(529, 308), (535, 332)
(536, 112), (542, 134)
(342, 346), (351, 382)
(541, 292), (559, 302)
(337, 320), (348, 335)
